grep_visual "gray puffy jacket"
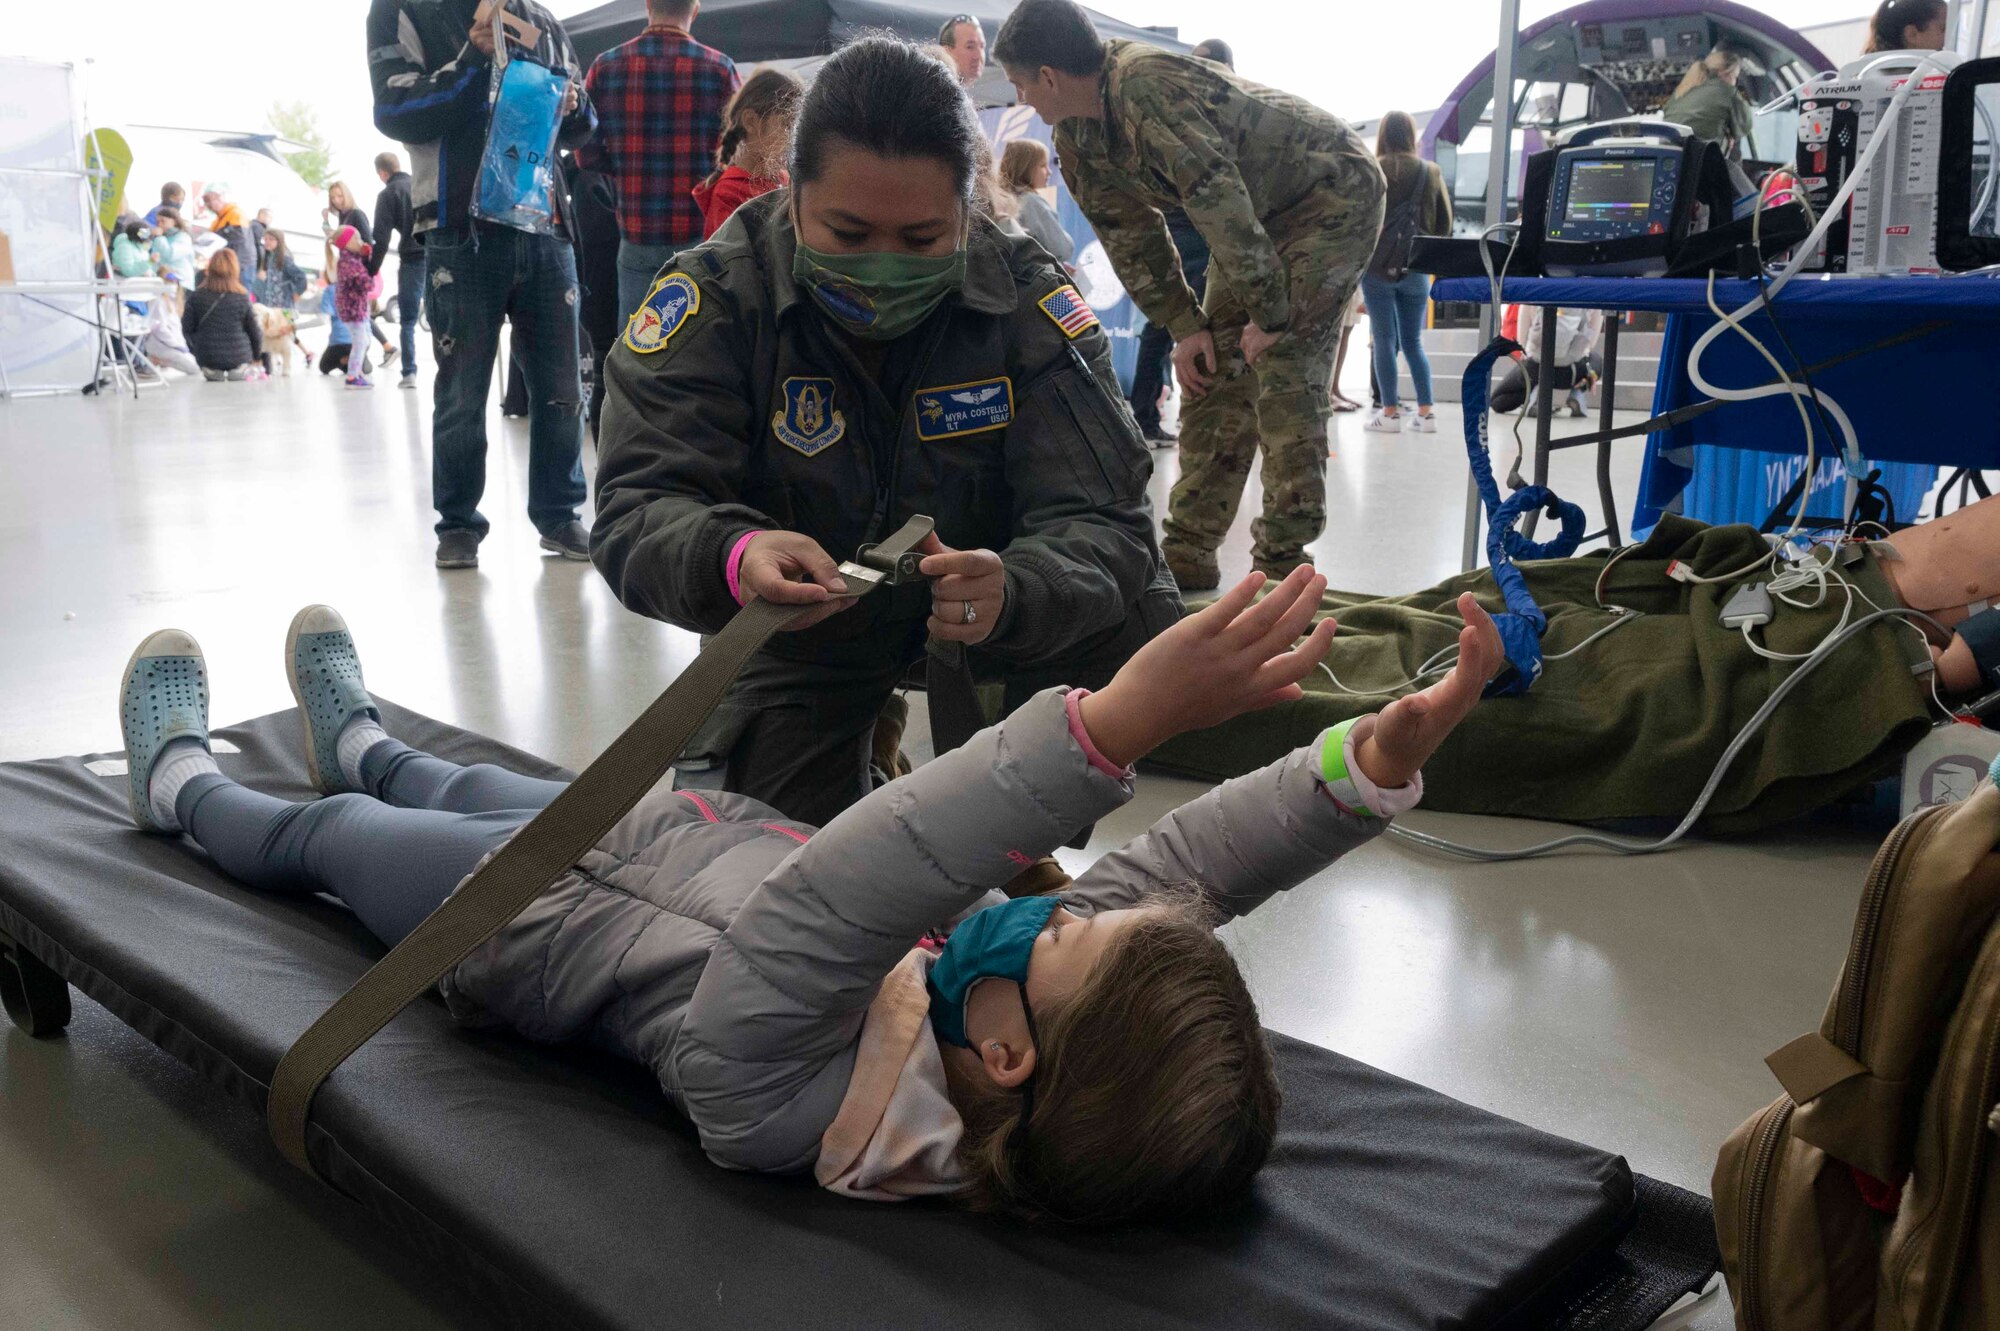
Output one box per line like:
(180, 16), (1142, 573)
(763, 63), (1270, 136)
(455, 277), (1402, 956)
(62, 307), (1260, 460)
(441, 688), (1389, 1175)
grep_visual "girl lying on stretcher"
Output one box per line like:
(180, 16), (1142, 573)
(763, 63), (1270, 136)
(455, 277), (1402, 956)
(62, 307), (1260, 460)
(118, 567), (1502, 1225)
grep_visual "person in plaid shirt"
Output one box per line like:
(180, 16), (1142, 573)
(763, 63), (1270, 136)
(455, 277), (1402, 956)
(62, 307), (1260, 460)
(582, 0), (741, 324)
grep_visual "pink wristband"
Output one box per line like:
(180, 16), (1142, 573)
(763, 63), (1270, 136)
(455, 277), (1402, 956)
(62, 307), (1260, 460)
(1064, 689), (1131, 779)
(724, 530), (762, 607)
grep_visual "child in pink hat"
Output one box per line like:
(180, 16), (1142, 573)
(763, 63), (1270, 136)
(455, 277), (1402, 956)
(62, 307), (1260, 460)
(332, 224), (374, 389)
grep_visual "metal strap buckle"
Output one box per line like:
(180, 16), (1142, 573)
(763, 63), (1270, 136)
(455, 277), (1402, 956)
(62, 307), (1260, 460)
(845, 514), (936, 588)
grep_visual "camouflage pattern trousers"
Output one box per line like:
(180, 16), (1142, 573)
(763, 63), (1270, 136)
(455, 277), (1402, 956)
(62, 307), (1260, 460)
(1162, 189), (1383, 569)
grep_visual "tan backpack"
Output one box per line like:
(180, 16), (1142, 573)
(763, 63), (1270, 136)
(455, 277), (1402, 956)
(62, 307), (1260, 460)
(1714, 774), (2000, 1328)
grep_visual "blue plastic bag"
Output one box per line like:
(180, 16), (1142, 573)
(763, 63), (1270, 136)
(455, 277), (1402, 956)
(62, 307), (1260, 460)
(472, 55), (565, 235)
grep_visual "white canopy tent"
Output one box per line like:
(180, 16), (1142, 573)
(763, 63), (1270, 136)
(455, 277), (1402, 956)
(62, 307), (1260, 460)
(0, 58), (100, 395)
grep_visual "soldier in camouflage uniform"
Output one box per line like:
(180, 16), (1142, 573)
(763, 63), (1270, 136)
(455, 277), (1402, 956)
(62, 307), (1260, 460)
(995, 0), (1386, 588)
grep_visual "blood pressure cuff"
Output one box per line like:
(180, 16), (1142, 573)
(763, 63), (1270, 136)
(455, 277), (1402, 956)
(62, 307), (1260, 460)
(1958, 607), (2000, 692)
(1460, 337), (1585, 697)
(0, 701), (1718, 1329)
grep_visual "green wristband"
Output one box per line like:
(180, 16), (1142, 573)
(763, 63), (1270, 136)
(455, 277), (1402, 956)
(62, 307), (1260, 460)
(1317, 717), (1375, 817)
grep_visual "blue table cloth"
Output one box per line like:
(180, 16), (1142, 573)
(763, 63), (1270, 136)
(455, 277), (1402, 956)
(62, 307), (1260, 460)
(1434, 274), (2000, 533)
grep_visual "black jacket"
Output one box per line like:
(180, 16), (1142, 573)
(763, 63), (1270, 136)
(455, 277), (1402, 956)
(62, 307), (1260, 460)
(182, 289), (262, 370)
(366, 0), (596, 238)
(331, 205), (372, 248)
(592, 197), (1173, 670)
(366, 172), (420, 275)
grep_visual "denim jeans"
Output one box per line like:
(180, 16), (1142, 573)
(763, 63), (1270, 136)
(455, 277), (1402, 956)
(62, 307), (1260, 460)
(344, 318), (373, 377)
(395, 251), (426, 376)
(1359, 270), (1435, 409)
(616, 239), (678, 330)
(423, 224), (587, 538)
(1126, 232), (1211, 430)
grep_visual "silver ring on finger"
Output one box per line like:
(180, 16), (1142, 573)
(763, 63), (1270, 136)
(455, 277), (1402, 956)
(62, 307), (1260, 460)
(960, 599), (977, 626)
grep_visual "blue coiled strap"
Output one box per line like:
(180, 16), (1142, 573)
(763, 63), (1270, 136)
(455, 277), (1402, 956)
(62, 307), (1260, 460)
(1462, 337), (1586, 697)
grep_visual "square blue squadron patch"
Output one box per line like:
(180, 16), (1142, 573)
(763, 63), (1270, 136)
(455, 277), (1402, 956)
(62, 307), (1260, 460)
(772, 377), (847, 456)
(914, 377), (1014, 441)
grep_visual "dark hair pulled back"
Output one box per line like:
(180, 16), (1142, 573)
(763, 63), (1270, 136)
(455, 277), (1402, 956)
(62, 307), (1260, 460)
(1865, 0), (1947, 52)
(710, 67), (804, 184)
(790, 36), (983, 205)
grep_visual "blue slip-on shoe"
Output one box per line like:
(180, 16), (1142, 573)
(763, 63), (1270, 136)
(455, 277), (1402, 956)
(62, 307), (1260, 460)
(119, 629), (210, 833)
(285, 605), (382, 796)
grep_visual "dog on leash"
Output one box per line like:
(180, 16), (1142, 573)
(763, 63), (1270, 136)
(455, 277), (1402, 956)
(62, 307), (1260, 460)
(258, 307), (299, 376)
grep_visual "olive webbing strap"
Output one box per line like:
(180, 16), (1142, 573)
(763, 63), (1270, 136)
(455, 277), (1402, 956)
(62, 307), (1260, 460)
(267, 514), (937, 1177)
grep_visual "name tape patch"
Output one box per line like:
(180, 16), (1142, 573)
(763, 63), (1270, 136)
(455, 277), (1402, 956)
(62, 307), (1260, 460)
(623, 272), (700, 354)
(1036, 284), (1099, 339)
(914, 376), (1014, 441)
(772, 376), (847, 456)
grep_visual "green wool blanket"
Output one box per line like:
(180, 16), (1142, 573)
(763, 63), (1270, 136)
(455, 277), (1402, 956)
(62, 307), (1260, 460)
(1146, 518), (1936, 833)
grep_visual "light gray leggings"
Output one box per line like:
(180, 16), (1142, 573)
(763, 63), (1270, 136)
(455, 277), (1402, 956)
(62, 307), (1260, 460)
(177, 740), (566, 946)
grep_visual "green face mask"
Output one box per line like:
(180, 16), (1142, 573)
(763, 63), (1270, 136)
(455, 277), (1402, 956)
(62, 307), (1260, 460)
(792, 241), (966, 341)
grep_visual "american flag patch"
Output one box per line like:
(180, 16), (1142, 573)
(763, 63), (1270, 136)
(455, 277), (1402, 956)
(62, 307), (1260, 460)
(1036, 285), (1100, 339)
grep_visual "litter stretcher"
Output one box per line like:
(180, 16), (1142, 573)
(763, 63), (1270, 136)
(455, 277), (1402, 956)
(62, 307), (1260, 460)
(0, 520), (1722, 1328)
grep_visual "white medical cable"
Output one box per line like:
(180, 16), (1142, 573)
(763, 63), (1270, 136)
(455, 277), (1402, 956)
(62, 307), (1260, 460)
(1662, 54), (1954, 588)
(1847, 557), (1955, 720)
(1383, 68), (1965, 861)
(1739, 548), (1855, 661)
(1384, 604), (1954, 861)
(1318, 611), (1643, 696)
(1756, 74), (1840, 117)
(1679, 51), (1960, 540)
(1473, 219), (1544, 487)
(1703, 272), (1826, 528)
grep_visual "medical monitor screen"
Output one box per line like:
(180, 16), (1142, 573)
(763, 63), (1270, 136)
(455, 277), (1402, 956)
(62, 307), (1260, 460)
(1564, 159), (1658, 224)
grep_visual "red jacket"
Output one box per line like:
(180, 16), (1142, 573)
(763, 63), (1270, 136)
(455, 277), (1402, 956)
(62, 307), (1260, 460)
(693, 165), (782, 239)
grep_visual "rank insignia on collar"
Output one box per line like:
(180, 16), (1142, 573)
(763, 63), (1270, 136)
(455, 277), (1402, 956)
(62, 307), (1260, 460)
(914, 376), (1014, 441)
(773, 376), (847, 456)
(623, 272), (700, 354)
(1036, 284), (1099, 339)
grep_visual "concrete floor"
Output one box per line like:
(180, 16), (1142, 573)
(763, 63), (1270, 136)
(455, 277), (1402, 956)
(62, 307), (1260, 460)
(0, 356), (1871, 1329)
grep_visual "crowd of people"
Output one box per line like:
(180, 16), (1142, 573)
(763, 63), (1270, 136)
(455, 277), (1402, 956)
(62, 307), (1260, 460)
(95, 0), (1457, 580)
(100, 159), (432, 387)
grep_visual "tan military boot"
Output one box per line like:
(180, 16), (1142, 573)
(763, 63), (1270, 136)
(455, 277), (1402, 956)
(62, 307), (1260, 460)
(1252, 553), (1314, 584)
(870, 693), (914, 780)
(1162, 543), (1220, 593)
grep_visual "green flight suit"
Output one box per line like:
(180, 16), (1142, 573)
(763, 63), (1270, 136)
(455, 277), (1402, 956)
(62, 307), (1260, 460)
(592, 195), (1179, 826)
(1055, 39), (1386, 571)
(1661, 78), (1754, 152)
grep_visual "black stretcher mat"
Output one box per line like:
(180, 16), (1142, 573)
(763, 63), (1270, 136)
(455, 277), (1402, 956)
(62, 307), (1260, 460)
(0, 703), (1719, 1330)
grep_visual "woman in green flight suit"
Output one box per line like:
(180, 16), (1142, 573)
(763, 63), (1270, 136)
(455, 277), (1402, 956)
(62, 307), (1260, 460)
(1661, 46), (1754, 157)
(591, 35), (1180, 827)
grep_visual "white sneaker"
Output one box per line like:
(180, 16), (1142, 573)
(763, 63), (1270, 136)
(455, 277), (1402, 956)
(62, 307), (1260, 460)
(1364, 408), (1403, 433)
(1409, 413), (1437, 434)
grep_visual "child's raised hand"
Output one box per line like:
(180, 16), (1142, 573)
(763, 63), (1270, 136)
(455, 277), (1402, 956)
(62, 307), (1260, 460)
(1353, 592), (1503, 790)
(1078, 566), (1338, 769)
